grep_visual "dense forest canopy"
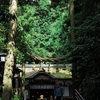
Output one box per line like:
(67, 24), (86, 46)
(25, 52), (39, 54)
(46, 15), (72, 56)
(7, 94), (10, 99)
(0, 0), (70, 63)
(72, 0), (100, 100)
(15, 0), (70, 63)
(0, 0), (100, 100)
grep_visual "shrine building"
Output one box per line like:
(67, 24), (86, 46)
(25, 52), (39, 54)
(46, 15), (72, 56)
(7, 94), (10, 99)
(17, 63), (73, 100)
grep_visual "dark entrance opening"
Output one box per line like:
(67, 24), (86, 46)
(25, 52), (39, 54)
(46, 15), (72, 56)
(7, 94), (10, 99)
(30, 89), (54, 100)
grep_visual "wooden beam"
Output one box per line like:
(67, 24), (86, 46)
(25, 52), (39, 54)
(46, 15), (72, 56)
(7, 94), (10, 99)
(27, 53), (67, 62)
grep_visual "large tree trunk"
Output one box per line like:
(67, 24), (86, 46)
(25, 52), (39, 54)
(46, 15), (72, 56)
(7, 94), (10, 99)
(2, 0), (18, 100)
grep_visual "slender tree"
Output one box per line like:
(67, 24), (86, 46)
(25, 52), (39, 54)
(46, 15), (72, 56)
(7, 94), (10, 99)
(69, 0), (75, 100)
(2, 0), (18, 100)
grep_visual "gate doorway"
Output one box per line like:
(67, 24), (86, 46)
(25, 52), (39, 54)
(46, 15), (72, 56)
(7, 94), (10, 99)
(30, 89), (54, 100)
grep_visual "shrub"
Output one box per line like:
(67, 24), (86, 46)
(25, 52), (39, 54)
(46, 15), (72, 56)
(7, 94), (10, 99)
(11, 94), (22, 100)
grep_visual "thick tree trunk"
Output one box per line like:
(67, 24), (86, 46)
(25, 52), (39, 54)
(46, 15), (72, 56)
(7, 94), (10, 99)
(2, 0), (17, 100)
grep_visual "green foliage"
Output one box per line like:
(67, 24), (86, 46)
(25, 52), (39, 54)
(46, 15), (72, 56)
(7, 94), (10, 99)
(72, 0), (100, 99)
(38, 0), (51, 10)
(16, 0), (70, 63)
(79, 15), (100, 100)
(0, 9), (16, 51)
(0, 9), (16, 22)
(11, 94), (22, 100)
(0, 10), (9, 47)
(0, 22), (8, 51)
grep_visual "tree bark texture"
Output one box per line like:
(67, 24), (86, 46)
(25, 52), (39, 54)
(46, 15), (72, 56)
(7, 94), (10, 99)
(2, 0), (17, 100)
(70, 0), (75, 40)
(69, 0), (76, 100)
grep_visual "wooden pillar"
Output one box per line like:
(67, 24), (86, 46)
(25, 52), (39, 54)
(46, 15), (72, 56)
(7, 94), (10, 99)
(21, 63), (26, 99)
(48, 63), (50, 73)
(56, 63), (59, 72)
(32, 62), (35, 70)
(39, 62), (43, 71)
(63, 63), (66, 70)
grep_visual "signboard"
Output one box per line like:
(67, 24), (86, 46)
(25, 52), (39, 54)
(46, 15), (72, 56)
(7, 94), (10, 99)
(30, 85), (54, 89)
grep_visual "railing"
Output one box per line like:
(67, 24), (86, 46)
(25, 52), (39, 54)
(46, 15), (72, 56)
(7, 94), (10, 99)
(75, 89), (84, 100)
